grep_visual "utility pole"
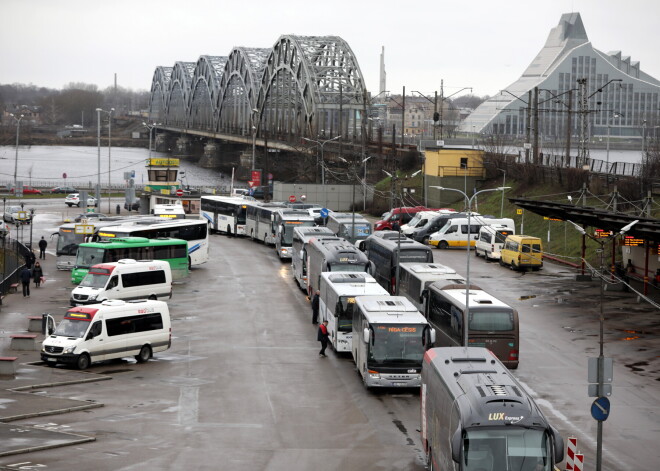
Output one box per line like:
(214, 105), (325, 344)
(433, 90), (438, 141)
(565, 89), (573, 165)
(439, 79), (444, 140)
(401, 86), (405, 150)
(577, 78), (589, 168)
(525, 91), (532, 163)
(533, 87), (539, 164)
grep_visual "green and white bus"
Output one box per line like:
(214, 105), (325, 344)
(71, 237), (189, 284)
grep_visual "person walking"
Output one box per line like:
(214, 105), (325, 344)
(311, 290), (320, 324)
(317, 320), (329, 357)
(20, 265), (32, 297)
(33, 261), (44, 288)
(38, 236), (47, 259)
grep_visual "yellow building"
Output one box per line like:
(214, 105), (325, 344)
(424, 147), (486, 206)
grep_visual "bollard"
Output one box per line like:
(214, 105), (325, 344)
(573, 453), (584, 471)
(566, 437), (577, 470)
(116, 204), (121, 215)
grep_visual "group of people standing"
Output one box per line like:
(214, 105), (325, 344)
(19, 236), (47, 298)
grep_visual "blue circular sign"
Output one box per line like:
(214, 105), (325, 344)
(591, 397), (610, 422)
(320, 208), (329, 218)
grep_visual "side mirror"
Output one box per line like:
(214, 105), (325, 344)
(551, 426), (564, 463)
(451, 427), (462, 463)
(429, 328), (436, 345)
(363, 328), (370, 344)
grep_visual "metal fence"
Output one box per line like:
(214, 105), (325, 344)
(512, 153), (641, 177)
(0, 237), (31, 300)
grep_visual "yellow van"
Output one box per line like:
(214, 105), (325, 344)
(500, 235), (543, 270)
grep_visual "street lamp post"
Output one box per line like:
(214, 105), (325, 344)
(431, 186), (510, 346)
(104, 108), (115, 212)
(143, 122), (161, 160)
(9, 113), (24, 192)
(497, 168), (506, 217)
(95, 108), (102, 207)
(303, 135), (340, 207)
(567, 219), (638, 471)
(251, 108), (259, 170)
(606, 112), (623, 174)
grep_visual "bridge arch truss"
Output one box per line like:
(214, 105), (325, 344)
(149, 35), (368, 143)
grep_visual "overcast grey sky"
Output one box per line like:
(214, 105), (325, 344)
(2, 0), (658, 98)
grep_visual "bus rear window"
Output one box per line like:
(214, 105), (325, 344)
(469, 311), (514, 331)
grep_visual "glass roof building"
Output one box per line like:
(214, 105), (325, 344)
(460, 13), (660, 138)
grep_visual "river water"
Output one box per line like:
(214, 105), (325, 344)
(0, 144), (644, 189)
(0, 145), (230, 188)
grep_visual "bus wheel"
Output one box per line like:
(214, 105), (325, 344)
(250, 230), (255, 241)
(227, 225), (232, 237)
(148, 294), (157, 300)
(76, 353), (90, 370)
(422, 236), (430, 245)
(438, 241), (448, 250)
(499, 259), (506, 267)
(188, 257), (192, 270)
(475, 249), (480, 258)
(136, 345), (152, 363)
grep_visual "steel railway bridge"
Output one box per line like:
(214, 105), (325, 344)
(148, 35), (375, 158)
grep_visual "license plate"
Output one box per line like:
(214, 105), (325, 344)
(46, 358), (57, 362)
(392, 382), (406, 387)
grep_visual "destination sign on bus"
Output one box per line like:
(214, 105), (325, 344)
(65, 312), (92, 321)
(98, 232), (116, 238)
(158, 214), (178, 218)
(377, 325), (418, 333)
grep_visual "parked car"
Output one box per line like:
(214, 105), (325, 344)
(73, 212), (107, 222)
(3, 206), (31, 224)
(65, 193), (98, 207)
(10, 186), (42, 195)
(124, 200), (140, 211)
(50, 186), (77, 194)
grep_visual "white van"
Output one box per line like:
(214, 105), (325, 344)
(475, 224), (516, 261)
(70, 259), (172, 306)
(401, 211), (440, 236)
(41, 299), (172, 370)
(429, 217), (514, 249)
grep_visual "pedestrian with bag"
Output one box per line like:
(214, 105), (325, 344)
(20, 265), (32, 297)
(311, 290), (320, 324)
(317, 320), (329, 357)
(38, 236), (47, 259)
(33, 261), (44, 288)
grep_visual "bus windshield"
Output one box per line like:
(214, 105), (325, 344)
(337, 296), (356, 332)
(76, 247), (106, 269)
(57, 229), (80, 256)
(368, 323), (425, 367)
(463, 428), (551, 471)
(470, 311), (514, 332)
(54, 319), (89, 338)
(79, 273), (109, 288)
(282, 221), (315, 245)
(329, 262), (367, 272)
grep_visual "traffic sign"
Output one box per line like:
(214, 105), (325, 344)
(320, 208), (329, 218)
(247, 181), (255, 188)
(289, 195), (296, 203)
(62, 172), (67, 179)
(176, 189), (184, 197)
(591, 396), (610, 421)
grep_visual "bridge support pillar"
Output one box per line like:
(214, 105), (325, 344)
(174, 137), (190, 156)
(199, 142), (222, 168)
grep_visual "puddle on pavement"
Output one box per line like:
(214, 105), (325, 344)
(519, 295), (537, 301)
(99, 368), (134, 374)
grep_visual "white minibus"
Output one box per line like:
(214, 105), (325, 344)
(475, 224), (516, 261)
(41, 299), (172, 370)
(429, 217), (514, 249)
(70, 259), (172, 306)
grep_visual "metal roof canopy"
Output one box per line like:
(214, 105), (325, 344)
(509, 198), (660, 243)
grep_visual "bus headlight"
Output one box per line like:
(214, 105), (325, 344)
(88, 294), (98, 301)
(368, 370), (380, 379)
(64, 346), (76, 354)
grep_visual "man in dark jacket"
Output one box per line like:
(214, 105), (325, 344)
(38, 236), (48, 259)
(20, 266), (32, 297)
(311, 290), (320, 324)
(317, 320), (329, 357)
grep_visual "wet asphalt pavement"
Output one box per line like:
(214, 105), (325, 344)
(0, 202), (658, 470)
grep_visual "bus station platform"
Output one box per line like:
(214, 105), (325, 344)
(0, 249), (104, 457)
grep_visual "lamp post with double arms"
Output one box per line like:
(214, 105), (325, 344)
(567, 218), (638, 471)
(9, 113), (24, 192)
(303, 135), (340, 207)
(431, 186), (510, 345)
